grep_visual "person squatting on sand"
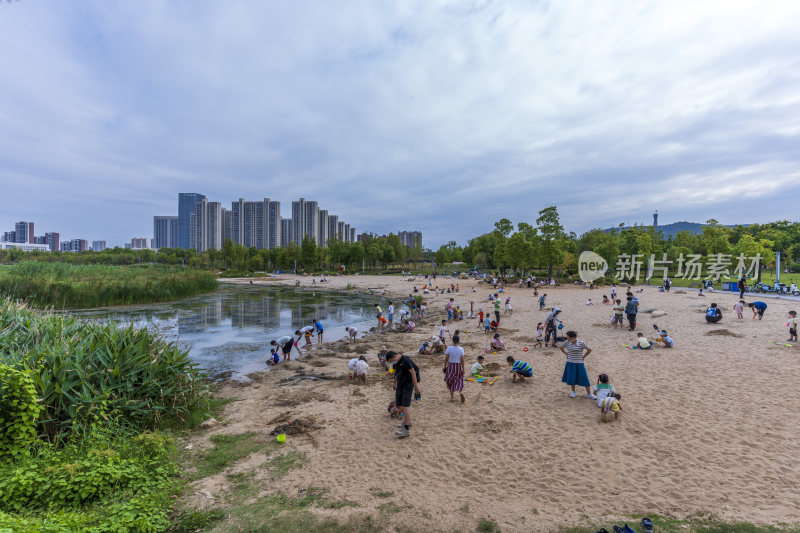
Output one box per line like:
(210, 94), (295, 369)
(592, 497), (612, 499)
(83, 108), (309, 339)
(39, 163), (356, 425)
(385, 350), (421, 438)
(560, 330), (597, 399)
(348, 355), (368, 381)
(270, 334), (297, 362)
(345, 326), (358, 343)
(705, 303), (722, 324)
(506, 356), (533, 383)
(600, 393), (622, 422)
(443, 334), (466, 403)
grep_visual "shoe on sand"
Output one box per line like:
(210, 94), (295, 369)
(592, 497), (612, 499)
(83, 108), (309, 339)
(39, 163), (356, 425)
(642, 517), (654, 533)
(396, 427), (410, 438)
(587, 393), (597, 400)
(569, 391), (577, 398)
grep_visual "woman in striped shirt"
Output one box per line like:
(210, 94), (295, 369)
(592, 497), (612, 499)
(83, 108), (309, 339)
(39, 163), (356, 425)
(560, 330), (597, 399)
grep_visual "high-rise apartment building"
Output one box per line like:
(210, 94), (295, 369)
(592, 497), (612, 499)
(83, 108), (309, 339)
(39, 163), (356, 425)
(14, 221), (34, 243)
(267, 200), (281, 249)
(343, 224), (351, 242)
(178, 193), (206, 249)
(2, 231), (15, 242)
(221, 208), (233, 244)
(327, 215), (339, 242)
(291, 198), (306, 245)
(337, 221), (346, 242)
(398, 231), (423, 248)
(61, 239), (87, 252)
(304, 200), (319, 245)
(34, 236), (46, 245)
(92, 240), (107, 252)
(280, 218), (293, 248)
(127, 237), (149, 249)
(190, 199), (222, 252)
(318, 210), (328, 248)
(45, 232), (60, 252)
(349, 227), (356, 243)
(153, 216), (178, 249)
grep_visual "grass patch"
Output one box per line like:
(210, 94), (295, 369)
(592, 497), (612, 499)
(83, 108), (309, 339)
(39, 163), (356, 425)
(378, 501), (411, 514)
(375, 490), (394, 498)
(0, 261), (218, 308)
(191, 432), (271, 479)
(206, 488), (375, 533)
(268, 450), (307, 479)
(171, 508), (226, 532)
(477, 517), (501, 533)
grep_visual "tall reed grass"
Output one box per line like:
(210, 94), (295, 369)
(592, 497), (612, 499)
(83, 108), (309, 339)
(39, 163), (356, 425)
(0, 299), (210, 439)
(0, 261), (218, 308)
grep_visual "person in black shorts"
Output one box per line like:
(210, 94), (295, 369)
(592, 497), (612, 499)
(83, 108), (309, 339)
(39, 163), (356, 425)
(270, 334), (297, 362)
(705, 303), (722, 324)
(384, 350), (420, 439)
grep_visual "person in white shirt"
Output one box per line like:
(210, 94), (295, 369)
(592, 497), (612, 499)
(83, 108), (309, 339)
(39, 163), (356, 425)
(471, 355), (486, 376)
(348, 356), (369, 381)
(387, 302), (395, 329)
(297, 326), (315, 346)
(443, 335), (466, 403)
(345, 326), (358, 343)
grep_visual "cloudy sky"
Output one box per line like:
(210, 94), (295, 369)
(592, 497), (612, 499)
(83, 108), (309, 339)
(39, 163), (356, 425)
(2, 1), (799, 248)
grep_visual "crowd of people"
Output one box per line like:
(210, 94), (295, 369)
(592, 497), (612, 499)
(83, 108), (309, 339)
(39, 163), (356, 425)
(268, 271), (796, 439)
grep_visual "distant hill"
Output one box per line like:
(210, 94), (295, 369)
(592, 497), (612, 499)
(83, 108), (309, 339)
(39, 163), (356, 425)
(603, 221), (746, 239)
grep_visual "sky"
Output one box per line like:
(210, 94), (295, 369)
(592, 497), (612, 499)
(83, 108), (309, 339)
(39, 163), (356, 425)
(1, 1), (800, 248)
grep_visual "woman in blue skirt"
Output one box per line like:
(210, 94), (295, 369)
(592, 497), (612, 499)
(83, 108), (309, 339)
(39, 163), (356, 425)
(560, 330), (598, 399)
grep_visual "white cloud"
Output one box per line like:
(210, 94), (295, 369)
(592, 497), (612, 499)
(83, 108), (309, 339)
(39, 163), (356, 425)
(1, 0), (799, 245)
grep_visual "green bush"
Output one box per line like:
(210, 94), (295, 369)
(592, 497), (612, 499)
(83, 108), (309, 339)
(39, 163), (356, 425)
(0, 425), (178, 533)
(0, 299), (210, 439)
(0, 365), (42, 458)
(0, 261), (218, 309)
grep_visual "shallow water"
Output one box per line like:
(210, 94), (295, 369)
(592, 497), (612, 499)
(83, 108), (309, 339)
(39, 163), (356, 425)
(68, 284), (385, 379)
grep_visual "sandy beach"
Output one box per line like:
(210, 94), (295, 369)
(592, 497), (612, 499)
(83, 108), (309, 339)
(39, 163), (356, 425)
(186, 274), (800, 532)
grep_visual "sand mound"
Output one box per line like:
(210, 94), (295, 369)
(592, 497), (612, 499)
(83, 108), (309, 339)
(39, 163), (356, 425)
(673, 289), (686, 294)
(705, 329), (741, 338)
(652, 310), (668, 318)
(270, 416), (320, 436)
(471, 419), (514, 433)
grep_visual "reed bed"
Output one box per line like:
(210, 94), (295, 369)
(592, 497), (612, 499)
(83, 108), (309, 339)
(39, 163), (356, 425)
(0, 299), (210, 439)
(0, 261), (218, 309)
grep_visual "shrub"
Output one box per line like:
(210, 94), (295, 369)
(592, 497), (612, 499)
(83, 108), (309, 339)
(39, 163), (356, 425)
(0, 299), (210, 439)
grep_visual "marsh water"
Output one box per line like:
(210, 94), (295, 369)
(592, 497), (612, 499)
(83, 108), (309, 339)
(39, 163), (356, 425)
(69, 284), (383, 379)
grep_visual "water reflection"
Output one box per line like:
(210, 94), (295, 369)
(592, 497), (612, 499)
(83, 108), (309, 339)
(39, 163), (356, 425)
(69, 285), (383, 379)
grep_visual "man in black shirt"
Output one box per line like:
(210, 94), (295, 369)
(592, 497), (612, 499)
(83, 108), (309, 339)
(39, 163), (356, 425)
(385, 351), (420, 438)
(705, 303), (722, 324)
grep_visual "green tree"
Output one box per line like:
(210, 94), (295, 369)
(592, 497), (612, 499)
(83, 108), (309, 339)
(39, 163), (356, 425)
(300, 236), (318, 269)
(536, 206), (565, 276)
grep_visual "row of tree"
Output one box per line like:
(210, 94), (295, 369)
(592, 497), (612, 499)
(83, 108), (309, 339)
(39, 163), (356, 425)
(0, 233), (426, 272)
(434, 206), (800, 280)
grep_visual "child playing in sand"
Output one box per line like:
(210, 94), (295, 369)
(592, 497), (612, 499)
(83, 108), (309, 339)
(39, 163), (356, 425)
(506, 356), (533, 383)
(314, 320), (324, 344)
(418, 341), (431, 355)
(534, 323), (544, 348)
(477, 308), (484, 328)
(491, 334), (505, 351)
(484, 315), (491, 335)
(297, 326), (315, 346)
(749, 301), (768, 320)
(788, 311), (798, 342)
(602, 295), (610, 305)
(471, 355), (486, 376)
(698, 288), (705, 297)
(657, 330), (674, 348)
(612, 299), (624, 329)
(348, 355), (368, 381)
(734, 300), (744, 319)
(586, 298), (593, 305)
(267, 348), (280, 366)
(635, 332), (653, 349)
(539, 293), (546, 310)
(345, 326), (358, 343)
(593, 373), (615, 407)
(600, 393), (622, 422)
(504, 297), (512, 314)
(387, 400), (400, 418)
(439, 320), (449, 346)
